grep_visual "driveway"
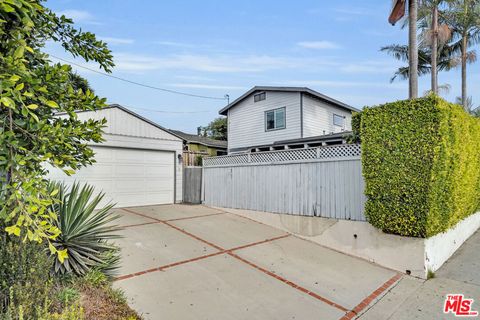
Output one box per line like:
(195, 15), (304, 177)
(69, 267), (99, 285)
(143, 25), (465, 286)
(112, 204), (404, 320)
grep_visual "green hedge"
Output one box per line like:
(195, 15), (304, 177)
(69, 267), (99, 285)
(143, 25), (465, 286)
(357, 96), (480, 238)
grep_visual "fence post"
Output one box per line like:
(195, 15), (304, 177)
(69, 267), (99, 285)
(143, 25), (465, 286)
(316, 147), (321, 159)
(248, 153), (251, 163)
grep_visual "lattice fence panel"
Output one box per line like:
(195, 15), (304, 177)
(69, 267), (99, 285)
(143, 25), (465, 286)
(203, 153), (249, 166)
(318, 144), (361, 158)
(203, 144), (361, 167)
(250, 148), (317, 163)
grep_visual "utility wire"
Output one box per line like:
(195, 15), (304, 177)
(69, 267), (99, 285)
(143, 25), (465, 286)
(49, 54), (228, 101)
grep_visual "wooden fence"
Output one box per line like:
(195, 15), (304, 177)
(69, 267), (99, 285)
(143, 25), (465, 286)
(183, 166), (203, 204)
(182, 151), (208, 167)
(202, 144), (366, 221)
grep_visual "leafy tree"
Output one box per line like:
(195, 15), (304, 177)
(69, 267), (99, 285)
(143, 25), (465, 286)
(69, 72), (93, 93)
(0, 0), (113, 254)
(202, 117), (227, 141)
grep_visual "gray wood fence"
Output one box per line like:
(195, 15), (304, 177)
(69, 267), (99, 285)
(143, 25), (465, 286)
(183, 166), (203, 204)
(202, 151), (366, 220)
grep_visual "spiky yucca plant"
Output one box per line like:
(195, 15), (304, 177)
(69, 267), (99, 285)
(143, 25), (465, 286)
(48, 182), (121, 277)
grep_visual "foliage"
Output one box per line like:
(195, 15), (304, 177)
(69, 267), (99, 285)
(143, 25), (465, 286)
(194, 155), (203, 166)
(81, 270), (109, 288)
(380, 42), (463, 82)
(348, 112), (362, 143)
(75, 273), (142, 320)
(0, 236), (53, 319)
(69, 72), (93, 94)
(201, 117), (227, 141)
(48, 182), (121, 277)
(56, 287), (80, 306)
(357, 95), (480, 237)
(0, 0), (113, 247)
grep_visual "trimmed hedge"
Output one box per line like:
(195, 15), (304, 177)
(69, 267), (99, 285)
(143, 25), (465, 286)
(357, 95), (480, 238)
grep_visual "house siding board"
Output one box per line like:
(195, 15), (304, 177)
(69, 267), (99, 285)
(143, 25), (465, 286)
(70, 108), (181, 142)
(227, 91), (301, 151)
(302, 95), (352, 138)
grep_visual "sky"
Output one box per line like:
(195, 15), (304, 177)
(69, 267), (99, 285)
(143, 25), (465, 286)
(46, 0), (480, 133)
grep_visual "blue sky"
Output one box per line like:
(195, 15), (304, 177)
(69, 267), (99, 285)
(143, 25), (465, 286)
(46, 0), (480, 133)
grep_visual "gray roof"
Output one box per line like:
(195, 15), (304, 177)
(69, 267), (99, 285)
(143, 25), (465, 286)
(170, 130), (227, 149)
(219, 86), (359, 115)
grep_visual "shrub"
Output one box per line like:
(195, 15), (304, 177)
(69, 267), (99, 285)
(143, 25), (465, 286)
(56, 288), (80, 306)
(48, 182), (121, 277)
(82, 270), (109, 288)
(0, 236), (53, 318)
(358, 95), (480, 237)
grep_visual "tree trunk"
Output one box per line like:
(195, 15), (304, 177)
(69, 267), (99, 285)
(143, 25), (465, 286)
(431, 4), (438, 94)
(462, 35), (468, 110)
(409, 0), (419, 99)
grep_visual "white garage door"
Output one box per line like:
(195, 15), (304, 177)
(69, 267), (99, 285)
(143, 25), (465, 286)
(49, 146), (175, 208)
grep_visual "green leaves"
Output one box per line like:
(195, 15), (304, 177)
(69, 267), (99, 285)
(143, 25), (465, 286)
(45, 100), (59, 108)
(48, 182), (121, 276)
(361, 96), (480, 238)
(13, 46), (24, 59)
(0, 0), (112, 245)
(5, 225), (21, 236)
(0, 96), (15, 108)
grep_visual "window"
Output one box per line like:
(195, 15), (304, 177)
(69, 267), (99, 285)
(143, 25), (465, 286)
(265, 107), (286, 131)
(254, 92), (266, 102)
(333, 114), (345, 127)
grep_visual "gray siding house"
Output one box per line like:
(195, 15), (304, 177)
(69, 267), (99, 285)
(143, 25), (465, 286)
(219, 86), (359, 153)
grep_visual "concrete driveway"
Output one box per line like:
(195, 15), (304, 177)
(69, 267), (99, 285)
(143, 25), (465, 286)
(112, 204), (404, 320)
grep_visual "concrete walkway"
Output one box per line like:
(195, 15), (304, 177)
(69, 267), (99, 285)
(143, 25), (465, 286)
(359, 229), (480, 320)
(113, 204), (405, 320)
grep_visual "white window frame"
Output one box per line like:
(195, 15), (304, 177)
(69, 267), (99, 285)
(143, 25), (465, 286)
(333, 114), (345, 127)
(265, 107), (286, 131)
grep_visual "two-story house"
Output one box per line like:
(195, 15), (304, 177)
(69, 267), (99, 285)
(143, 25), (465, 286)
(219, 86), (359, 154)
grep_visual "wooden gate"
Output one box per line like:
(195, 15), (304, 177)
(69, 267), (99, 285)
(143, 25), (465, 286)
(183, 166), (202, 204)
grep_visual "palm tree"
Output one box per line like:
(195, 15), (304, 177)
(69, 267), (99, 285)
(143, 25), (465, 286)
(381, 41), (462, 82)
(418, 0), (452, 94)
(455, 96), (480, 115)
(444, 0), (480, 110)
(409, 0), (419, 98)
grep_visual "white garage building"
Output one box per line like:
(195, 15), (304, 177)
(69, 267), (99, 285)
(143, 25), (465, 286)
(48, 105), (183, 208)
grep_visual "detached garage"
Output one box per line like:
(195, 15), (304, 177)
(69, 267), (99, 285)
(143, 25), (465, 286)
(48, 105), (183, 208)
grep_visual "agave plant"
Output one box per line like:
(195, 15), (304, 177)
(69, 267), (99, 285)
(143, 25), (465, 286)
(48, 182), (122, 277)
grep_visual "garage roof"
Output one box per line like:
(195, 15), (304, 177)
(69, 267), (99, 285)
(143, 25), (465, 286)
(58, 104), (184, 141)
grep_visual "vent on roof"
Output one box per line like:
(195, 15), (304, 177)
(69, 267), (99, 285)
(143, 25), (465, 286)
(254, 92), (266, 102)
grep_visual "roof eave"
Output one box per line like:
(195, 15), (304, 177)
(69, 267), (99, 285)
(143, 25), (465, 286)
(218, 86), (359, 115)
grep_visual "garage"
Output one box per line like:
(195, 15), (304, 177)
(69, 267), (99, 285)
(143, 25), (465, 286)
(48, 105), (183, 207)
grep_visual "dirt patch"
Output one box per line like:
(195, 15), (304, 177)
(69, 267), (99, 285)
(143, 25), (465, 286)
(80, 284), (142, 320)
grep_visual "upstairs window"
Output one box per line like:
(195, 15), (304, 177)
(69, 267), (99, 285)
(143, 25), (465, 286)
(254, 92), (266, 102)
(265, 107), (286, 131)
(333, 114), (345, 127)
